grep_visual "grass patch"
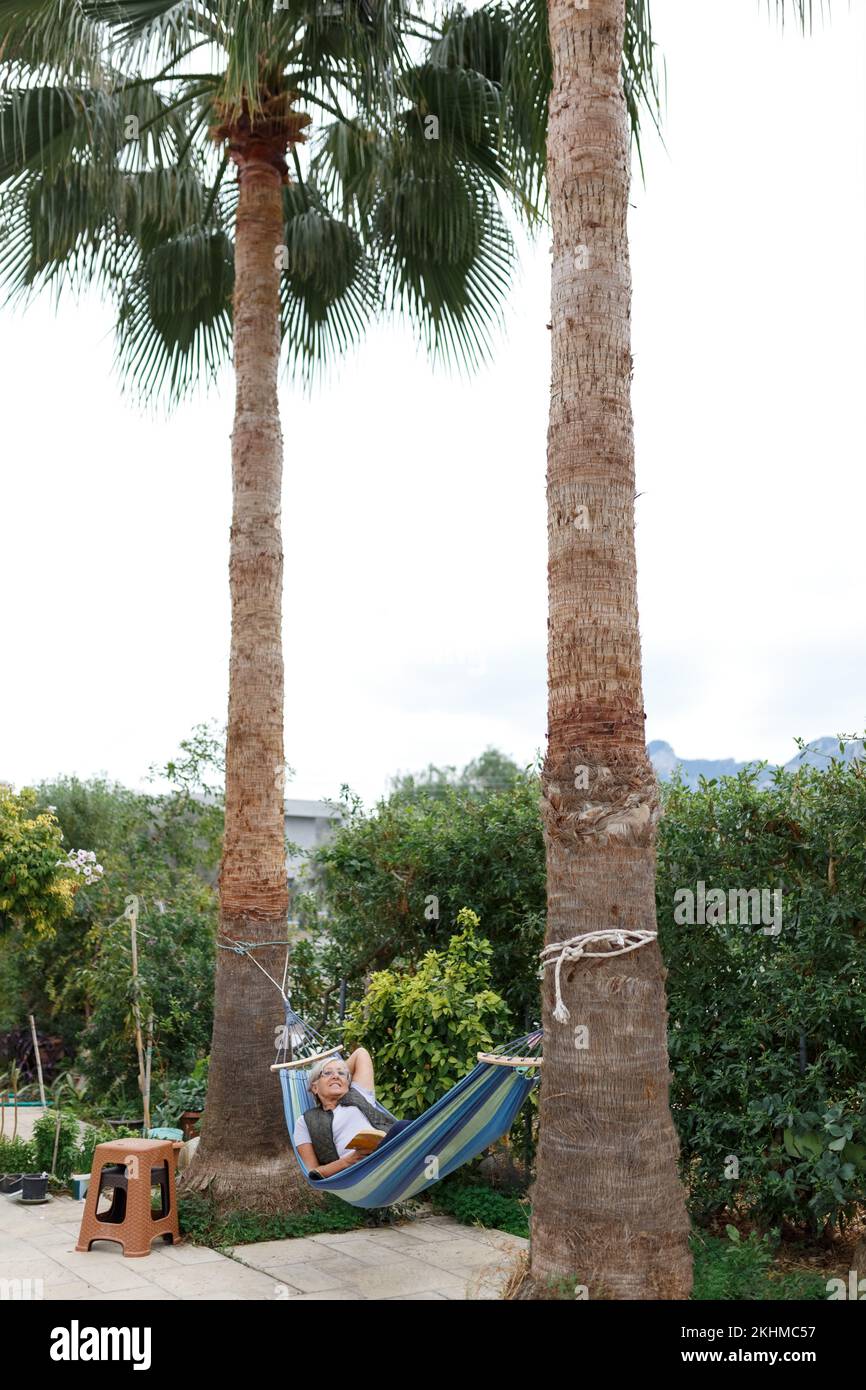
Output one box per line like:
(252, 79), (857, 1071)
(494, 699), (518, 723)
(178, 1192), (369, 1248)
(430, 1176), (530, 1238)
(176, 1193), (423, 1249)
(691, 1228), (828, 1301)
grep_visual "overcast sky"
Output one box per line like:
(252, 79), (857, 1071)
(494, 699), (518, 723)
(1, 0), (864, 808)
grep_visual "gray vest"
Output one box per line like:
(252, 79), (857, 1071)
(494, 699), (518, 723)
(303, 1084), (395, 1166)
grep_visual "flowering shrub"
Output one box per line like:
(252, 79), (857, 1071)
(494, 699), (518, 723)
(56, 848), (104, 886)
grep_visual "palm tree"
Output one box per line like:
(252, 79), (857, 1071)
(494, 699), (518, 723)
(510, 0), (821, 1300)
(0, 0), (661, 1215)
(0, 0), (533, 1213)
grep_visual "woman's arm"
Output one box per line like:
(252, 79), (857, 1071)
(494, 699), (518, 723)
(346, 1047), (374, 1091)
(296, 1141), (363, 1179)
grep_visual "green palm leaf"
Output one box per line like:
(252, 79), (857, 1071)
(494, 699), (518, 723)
(279, 179), (379, 378)
(0, 0), (670, 399)
(116, 224), (233, 399)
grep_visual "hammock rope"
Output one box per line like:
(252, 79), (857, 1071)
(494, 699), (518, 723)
(217, 933), (291, 1001)
(539, 929), (658, 1023)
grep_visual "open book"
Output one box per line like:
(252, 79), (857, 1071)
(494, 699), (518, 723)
(344, 1128), (387, 1154)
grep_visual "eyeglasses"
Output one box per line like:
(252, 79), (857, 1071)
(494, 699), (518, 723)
(319, 1066), (350, 1079)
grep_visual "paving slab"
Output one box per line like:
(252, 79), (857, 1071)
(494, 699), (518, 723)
(231, 1235), (341, 1266)
(285, 1289), (367, 1300)
(261, 1260), (354, 1294)
(398, 1235), (515, 1271)
(79, 1287), (180, 1301)
(0, 1191), (521, 1300)
(386, 1290), (449, 1299)
(387, 1220), (476, 1245)
(136, 1262), (280, 1298)
(333, 1256), (476, 1300)
(43, 1279), (128, 1301)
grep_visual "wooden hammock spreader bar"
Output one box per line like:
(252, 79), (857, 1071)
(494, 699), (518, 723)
(270, 1045), (345, 1073)
(476, 1051), (543, 1068)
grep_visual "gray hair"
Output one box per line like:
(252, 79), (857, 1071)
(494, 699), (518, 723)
(307, 1056), (351, 1098)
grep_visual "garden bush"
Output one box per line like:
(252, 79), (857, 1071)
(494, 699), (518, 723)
(432, 1175), (531, 1237)
(314, 764), (545, 1021)
(151, 1057), (209, 1127)
(5, 734), (864, 1237)
(0, 1135), (36, 1173)
(178, 1192), (368, 1247)
(0, 784), (76, 939)
(32, 1109), (81, 1182)
(690, 1227), (827, 1300)
(658, 751), (866, 1233)
(74, 1121), (140, 1175)
(0, 733), (222, 1107)
(341, 909), (512, 1115)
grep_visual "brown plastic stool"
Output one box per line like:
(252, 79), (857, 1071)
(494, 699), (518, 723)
(76, 1138), (181, 1257)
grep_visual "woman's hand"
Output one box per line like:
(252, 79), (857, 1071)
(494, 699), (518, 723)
(310, 1149), (364, 1179)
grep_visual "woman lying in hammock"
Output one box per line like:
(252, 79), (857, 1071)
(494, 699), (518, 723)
(293, 1048), (413, 1179)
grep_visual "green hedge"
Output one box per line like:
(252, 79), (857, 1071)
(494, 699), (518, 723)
(658, 755), (866, 1232)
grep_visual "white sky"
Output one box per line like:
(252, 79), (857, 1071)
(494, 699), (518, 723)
(1, 0), (864, 807)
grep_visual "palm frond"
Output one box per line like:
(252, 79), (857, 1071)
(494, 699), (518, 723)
(372, 141), (515, 372)
(0, 0), (104, 81)
(311, 117), (386, 228)
(116, 222), (233, 400)
(0, 0), (562, 404)
(767, 0), (829, 31)
(80, 0), (224, 69)
(623, 0), (665, 181)
(428, 2), (510, 84)
(279, 179), (378, 382)
(0, 79), (185, 182)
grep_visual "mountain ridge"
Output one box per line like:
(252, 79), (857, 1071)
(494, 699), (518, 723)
(648, 736), (865, 790)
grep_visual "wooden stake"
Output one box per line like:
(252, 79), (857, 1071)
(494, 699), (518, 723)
(144, 1011), (154, 1135)
(125, 896), (148, 1133)
(29, 1014), (46, 1108)
(50, 1109), (62, 1180)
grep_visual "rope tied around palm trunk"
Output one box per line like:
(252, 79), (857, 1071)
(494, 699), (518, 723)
(217, 933), (291, 1001)
(539, 930), (658, 1024)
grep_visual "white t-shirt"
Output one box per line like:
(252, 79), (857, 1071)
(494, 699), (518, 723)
(293, 1085), (380, 1162)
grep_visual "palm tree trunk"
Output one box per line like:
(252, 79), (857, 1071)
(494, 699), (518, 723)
(522, 0), (692, 1298)
(180, 156), (311, 1215)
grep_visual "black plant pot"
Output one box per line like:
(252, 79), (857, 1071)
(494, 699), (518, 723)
(0, 1174), (24, 1194)
(21, 1173), (49, 1202)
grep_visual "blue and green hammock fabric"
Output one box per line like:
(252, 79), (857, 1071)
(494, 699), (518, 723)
(276, 1003), (542, 1210)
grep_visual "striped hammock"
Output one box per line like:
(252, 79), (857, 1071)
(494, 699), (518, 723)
(277, 1001), (541, 1209)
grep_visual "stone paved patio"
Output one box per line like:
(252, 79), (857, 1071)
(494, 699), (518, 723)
(0, 1189), (526, 1301)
